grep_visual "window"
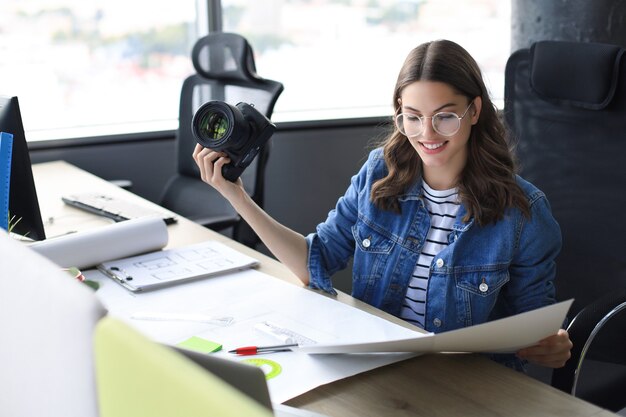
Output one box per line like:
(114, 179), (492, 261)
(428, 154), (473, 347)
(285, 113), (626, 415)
(223, 0), (511, 122)
(0, 0), (203, 141)
(0, 0), (510, 140)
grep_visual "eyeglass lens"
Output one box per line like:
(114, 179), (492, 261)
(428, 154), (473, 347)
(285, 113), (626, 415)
(396, 112), (461, 137)
(396, 102), (473, 137)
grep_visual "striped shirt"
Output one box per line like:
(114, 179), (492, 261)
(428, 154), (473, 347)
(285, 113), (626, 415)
(400, 181), (460, 328)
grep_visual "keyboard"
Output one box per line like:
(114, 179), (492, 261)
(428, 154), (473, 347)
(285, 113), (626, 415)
(62, 193), (177, 225)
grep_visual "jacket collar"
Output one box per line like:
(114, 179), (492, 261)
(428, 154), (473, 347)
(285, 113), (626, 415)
(398, 177), (475, 230)
(398, 179), (423, 200)
(453, 204), (474, 231)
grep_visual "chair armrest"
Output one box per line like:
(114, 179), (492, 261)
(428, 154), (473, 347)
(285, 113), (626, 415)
(551, 288), (626, 394)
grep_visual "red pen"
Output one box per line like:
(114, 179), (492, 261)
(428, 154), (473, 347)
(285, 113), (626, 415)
(228, 343), (298, 355)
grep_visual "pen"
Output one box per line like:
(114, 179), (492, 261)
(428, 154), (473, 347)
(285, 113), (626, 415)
(228, 343), (299, 355)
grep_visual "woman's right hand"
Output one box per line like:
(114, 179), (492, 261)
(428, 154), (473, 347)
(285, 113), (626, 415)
(192, 144), (244, 201)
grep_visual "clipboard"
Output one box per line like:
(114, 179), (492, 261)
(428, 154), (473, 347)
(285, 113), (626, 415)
(97, 240), (260, 292)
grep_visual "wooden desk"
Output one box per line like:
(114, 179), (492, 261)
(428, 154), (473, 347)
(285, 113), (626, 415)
(32, 161), (617, 417)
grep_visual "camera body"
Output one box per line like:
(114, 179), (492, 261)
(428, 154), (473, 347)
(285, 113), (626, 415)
(192, 101), (276, 182)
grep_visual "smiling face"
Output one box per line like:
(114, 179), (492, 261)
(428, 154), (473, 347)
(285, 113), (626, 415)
(399, 80), (481, 190)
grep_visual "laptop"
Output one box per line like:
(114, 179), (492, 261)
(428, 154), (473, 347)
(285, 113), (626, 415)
(173, 347), (328, 417)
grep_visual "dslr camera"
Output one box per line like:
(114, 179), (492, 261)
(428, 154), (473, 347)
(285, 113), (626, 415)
(192, 101), (276, 182)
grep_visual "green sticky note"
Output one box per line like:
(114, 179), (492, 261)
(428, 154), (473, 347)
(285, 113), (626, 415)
(177, 336), (222, 353)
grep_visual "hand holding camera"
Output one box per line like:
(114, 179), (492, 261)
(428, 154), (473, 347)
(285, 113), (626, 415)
(192, 101), (276, 182)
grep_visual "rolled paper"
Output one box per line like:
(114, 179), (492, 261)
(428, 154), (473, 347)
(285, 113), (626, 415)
(30, 217), (168, 269)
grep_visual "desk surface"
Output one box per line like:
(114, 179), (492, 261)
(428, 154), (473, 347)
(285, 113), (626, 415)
(32, 160), (617, 417)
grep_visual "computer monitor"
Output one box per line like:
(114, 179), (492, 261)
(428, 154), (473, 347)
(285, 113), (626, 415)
(0, 96), (46, 240)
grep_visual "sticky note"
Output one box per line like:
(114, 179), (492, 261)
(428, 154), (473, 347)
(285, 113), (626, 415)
(177, 336), (222, 353)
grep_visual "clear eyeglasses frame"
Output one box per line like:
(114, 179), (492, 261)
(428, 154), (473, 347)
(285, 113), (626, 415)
(395, 101), (474, 138)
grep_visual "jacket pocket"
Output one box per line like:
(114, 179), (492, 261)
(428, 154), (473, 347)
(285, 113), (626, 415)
(351, 220), (396, 301)
(455, 269), (509, 326)
(456, 269), (509, 296)
(352, 220), (395, 254)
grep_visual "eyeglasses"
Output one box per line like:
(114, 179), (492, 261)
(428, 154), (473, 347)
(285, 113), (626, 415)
(395, 101), (474, 138)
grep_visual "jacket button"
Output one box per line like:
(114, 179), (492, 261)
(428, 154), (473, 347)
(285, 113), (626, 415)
(479, 282), (489, 293)
(362, 238), (371, 248)
(433, 318), (442, 327)
(435, 258), (444, 268)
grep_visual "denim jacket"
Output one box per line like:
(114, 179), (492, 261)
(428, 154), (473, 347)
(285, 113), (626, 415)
(305, 148), (562, 368)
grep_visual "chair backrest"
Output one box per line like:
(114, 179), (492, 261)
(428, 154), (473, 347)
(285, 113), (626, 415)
(0, 231), (107, 417)
(504, 40), (626, 410)
(504, 40), (626, 316)
(161, 32), (283, 227)
(94, 316), (273, 417)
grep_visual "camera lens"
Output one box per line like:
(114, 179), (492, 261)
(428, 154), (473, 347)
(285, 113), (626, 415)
(198, 112), (229, 141)
(192, 101), (250, 151)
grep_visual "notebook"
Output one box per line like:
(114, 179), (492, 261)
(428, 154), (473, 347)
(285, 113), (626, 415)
(173, 346), (329, 417)
(97, 240), (260, 292)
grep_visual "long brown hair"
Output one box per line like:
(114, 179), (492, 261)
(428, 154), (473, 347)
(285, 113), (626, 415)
(371, 40), (529, 226)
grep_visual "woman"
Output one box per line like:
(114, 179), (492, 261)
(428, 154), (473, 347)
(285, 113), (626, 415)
(193, 39), (572, 370)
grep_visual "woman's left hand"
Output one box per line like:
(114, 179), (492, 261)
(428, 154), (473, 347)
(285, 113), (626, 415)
(516, 329), (573, 368)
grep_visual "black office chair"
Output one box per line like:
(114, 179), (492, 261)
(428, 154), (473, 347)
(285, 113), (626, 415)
(552, 289), (626, 411)
(504, 40), (626, 412)
(160, 32), (283, 248)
